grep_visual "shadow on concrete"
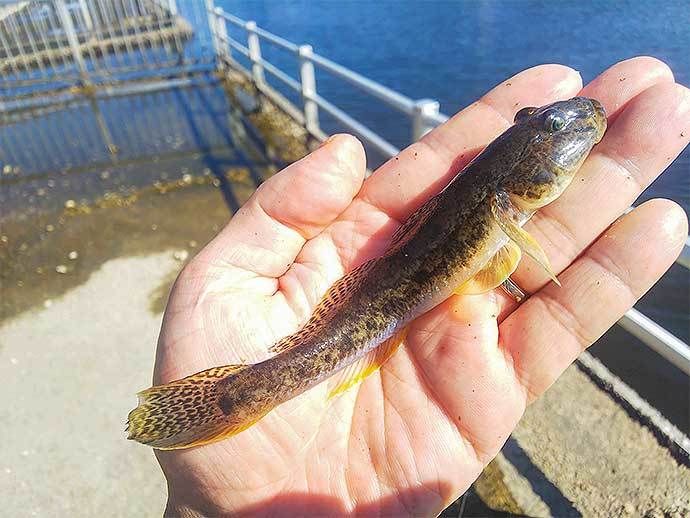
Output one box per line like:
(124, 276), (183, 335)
(502, 437), (580, 517)
(589, 324), (689, 433)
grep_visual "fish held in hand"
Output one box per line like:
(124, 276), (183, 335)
(127, 97), (606, 449)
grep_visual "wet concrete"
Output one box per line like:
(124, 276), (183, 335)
(467, 363), (690, 516)
(0, 174), (259, 323)
(0, 175), (256, 516)
(510, 364), (690, 517)
(0, 78), (312, 515)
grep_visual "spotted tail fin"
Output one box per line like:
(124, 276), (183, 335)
(127, 364), (252, 450)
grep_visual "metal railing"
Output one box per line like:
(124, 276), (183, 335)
(209, 6), (447, 155)
(0, 0), (213, 99)
(205, 5), (690, 375)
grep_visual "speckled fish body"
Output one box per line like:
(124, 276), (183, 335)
(127, 97), (606, 449)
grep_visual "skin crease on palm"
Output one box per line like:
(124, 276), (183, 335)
(148, 57), (690, 517)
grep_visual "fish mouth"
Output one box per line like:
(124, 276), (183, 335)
(589, 98), (607, 143)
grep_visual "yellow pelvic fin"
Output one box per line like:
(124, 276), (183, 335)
(455, 241), (522, 295)
(270, 259), (379, 355)
(328, 327), (408, 399)
(127, 364), (253, 450)
(490, 192), (561, 286)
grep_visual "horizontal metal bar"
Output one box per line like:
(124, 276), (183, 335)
(210, 12), (690, 275)
(97, 76), (218, 98)
(426, 111), (449, 126)
(213, 11), (305, 53)
(254, 25), (299, 53)
(577, 351), (690, 463)
(308, 92), (400, 158)
(215, 10), (246, 29)
(308, 52), (417, 116)
(210, 10), (451, 124)
(221, 36), (249, 58)
(618, 308), (690, 375)
(1, 75), (217, 114)
(259, 57), (301, 92)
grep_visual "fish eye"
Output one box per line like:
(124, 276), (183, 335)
(545, 111), (566, 132)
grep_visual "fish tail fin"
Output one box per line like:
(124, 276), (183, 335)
(126, 364), (252, 450)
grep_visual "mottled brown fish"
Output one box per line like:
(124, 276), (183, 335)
(127, 97), (606, 450)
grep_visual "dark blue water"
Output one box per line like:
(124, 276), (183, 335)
(220, 0), (689, 211)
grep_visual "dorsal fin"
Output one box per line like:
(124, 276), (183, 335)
(270, 191), (444, 356)
(269, 258), (379, 354)
(388, 192), (442, 250)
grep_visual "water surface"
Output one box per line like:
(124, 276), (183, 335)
(223, 0), (689, 209)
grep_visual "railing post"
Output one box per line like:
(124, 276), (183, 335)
(213, 8), (230, 64)
(77, 0), (93, 33)
(411, 98), (440, 141)
(298, 44), (319, 135)
(246, 21), (265, 85)
(89, 97), (118, 156)
(55, 0), (89, 82)
(205, 0), (220, 61)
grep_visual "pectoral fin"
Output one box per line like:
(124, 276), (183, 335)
(491, 192), (561, 286)
(455, 241), (522, 295)
(328, 327), (407, 399)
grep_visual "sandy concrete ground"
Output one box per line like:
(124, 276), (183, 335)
(475, 363), (690, 517)
(509, 365), (690, 517)
(0, 253), (172, 517)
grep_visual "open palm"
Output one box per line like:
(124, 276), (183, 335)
(148, 58), (689, 517)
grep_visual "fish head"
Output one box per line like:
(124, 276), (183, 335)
(502, 96), (607, 210)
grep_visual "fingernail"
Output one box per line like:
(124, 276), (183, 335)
(552, 69), (582, 98)
(320, 135), (338, 148)
(660, 202), (689, 249)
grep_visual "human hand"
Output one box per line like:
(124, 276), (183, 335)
(150, 57), (689, 517)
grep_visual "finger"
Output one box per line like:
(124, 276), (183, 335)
(194, 134), (366, 282)
(312, 65), (582, 276)
(501, 199), (688, 403)
(394, 291), (526, 461)
(509, 58), (686, 297)
(583, 56), (674, 124)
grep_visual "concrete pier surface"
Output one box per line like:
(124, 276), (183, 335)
(1, 182), (688, 517)
(0, 253), (169, 517)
